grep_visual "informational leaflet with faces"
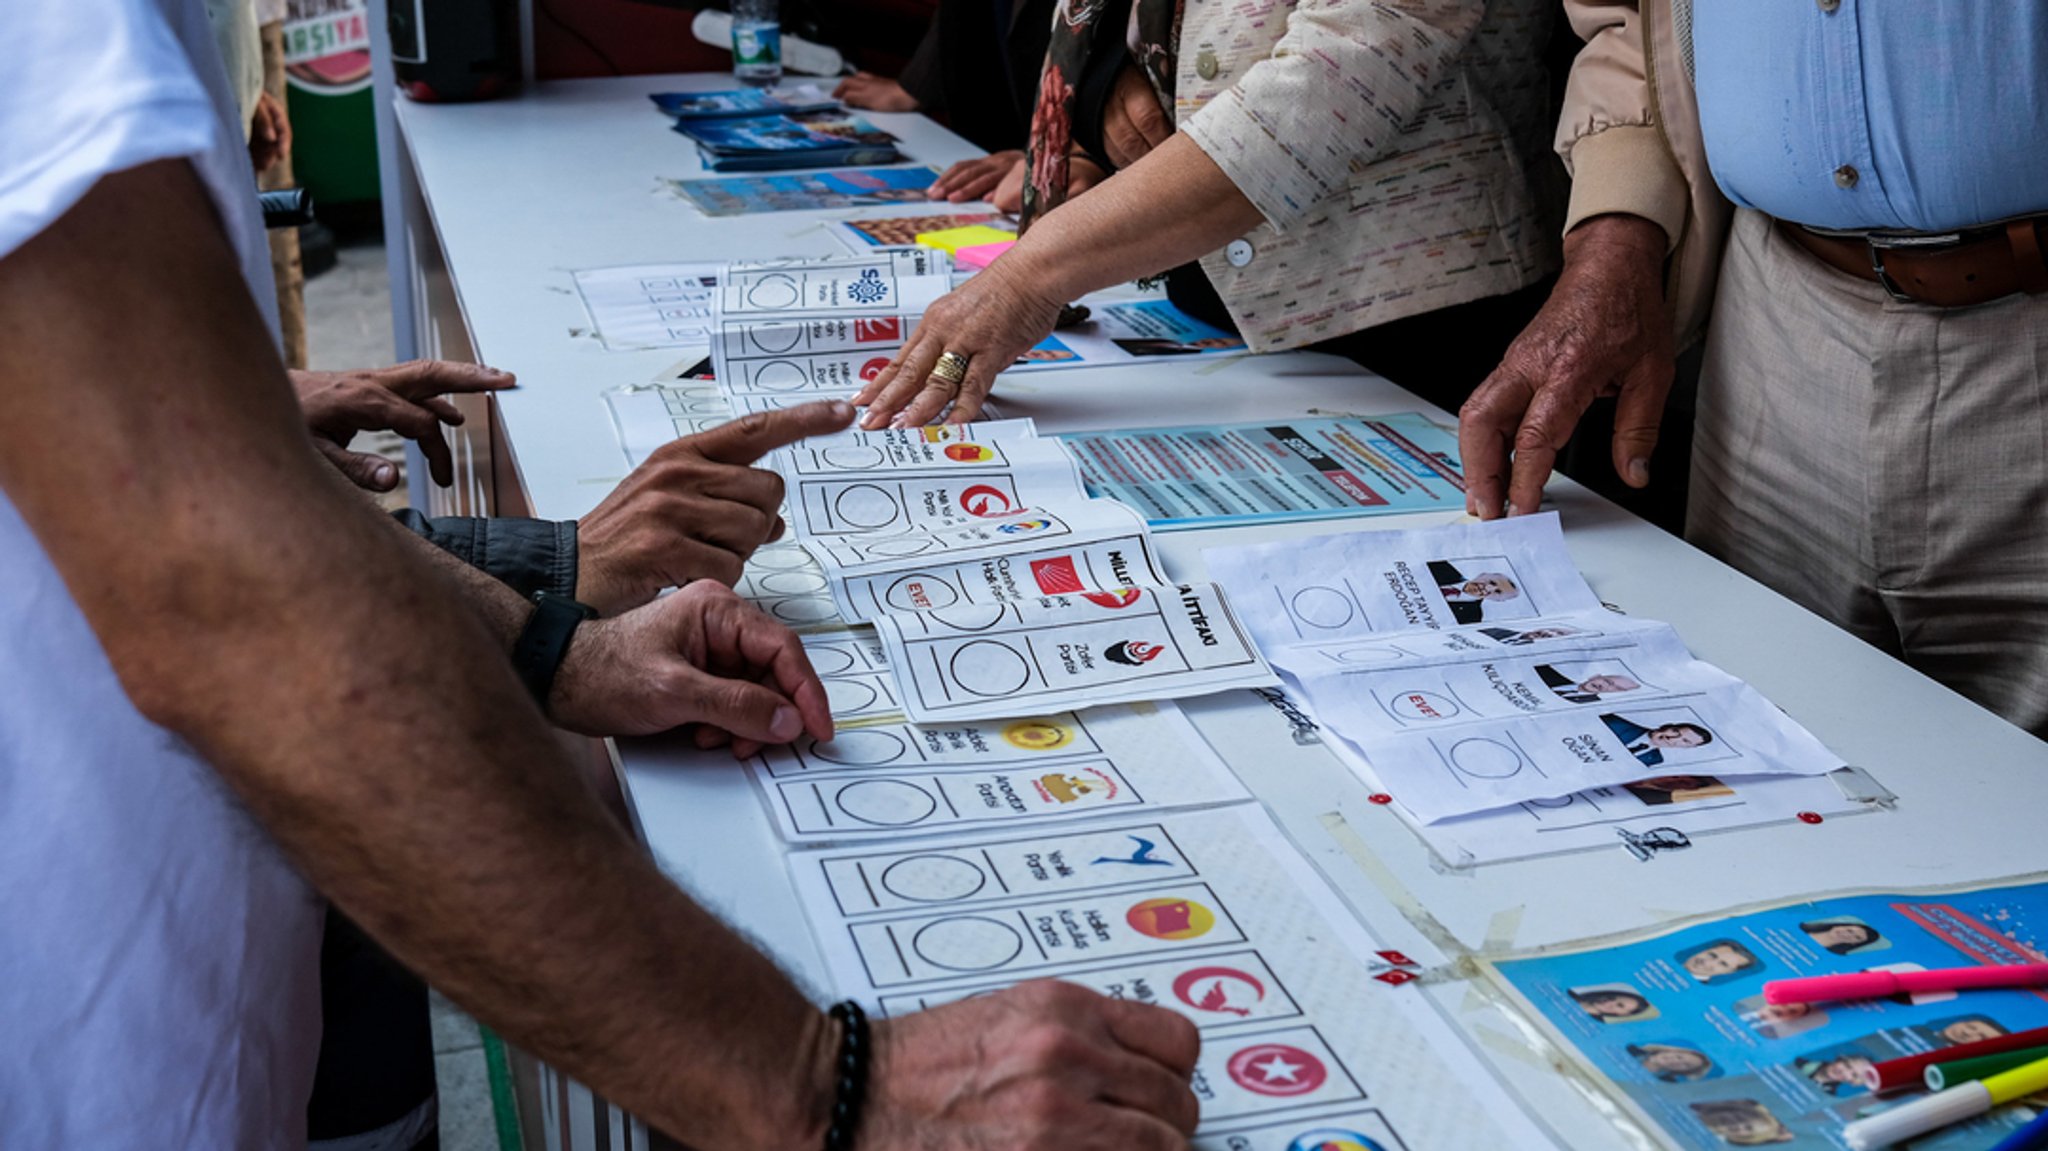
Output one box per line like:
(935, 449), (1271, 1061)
(1488, 877), (2048, 1151)
(869, 583), (1277, 723)
(748, 701), (1248, 841)
(1207, 515), (1846, 824)
(788, 804), (1558, 1150)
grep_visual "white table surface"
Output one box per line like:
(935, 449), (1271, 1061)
(396, 74), (2048, 1150)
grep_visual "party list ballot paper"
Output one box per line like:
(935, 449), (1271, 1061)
(871, 583), (1276, 722)
(788, 805), (1557, 1150)
(748, 703), (1249, 841)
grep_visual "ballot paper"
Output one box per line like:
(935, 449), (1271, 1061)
(796, 631), (904, 722)
(748, 702), (1248, 840)
(771, 419), (1048, 479)
(808, 500), (1148, 571)
(1407, 769), (1872, 866)
(716, 268), (950, 317)
(829, 532), (1170, 623)
(1208, 517), (1847, 823)
(787, 804), (1557, 1149)
(869, 582), (1276, 722)
(780, 439), (1093, 541)
(573, 263), (722, 350)
(710, 310), (922, 400)
(1208, 513), (1607, 648)
(735, 541), (845, 628)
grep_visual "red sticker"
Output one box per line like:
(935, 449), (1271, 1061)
(1798, 811), (1824, 825)
(1376, 950), (1415, 967)
(1374, 970), (1419, 987)
(1368, 793), (1394, 806)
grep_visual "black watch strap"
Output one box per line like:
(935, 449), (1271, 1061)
(512, 591), (597, 705)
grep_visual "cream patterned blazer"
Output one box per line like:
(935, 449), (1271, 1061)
(1175, 0), (1562, 351)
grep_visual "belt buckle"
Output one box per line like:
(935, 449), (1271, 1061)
(1864, 230), (1964, 303)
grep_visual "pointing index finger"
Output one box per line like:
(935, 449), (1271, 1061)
(689, 400), (857, 465)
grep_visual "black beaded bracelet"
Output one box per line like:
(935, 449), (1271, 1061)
(824, 1000), (870, 1151)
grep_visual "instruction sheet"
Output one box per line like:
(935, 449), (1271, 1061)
(789, 804), (1557, 1149)
(1063, 414), (1466, 528)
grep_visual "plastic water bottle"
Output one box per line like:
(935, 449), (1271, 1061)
(730, 0), (783, 87)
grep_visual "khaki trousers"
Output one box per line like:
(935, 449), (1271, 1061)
(1690, 209), (2048, 738)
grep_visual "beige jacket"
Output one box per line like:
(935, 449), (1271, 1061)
(1555, 0), (1729, 348)
(1174, 0), (1562, 353)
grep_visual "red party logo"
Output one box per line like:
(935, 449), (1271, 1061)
(959, 484), (1016, 517)
(1030, 556), (1085, 594)
(944, 443), (996, 463)
(1225, 1043), (1328, 1097)
(859, 356), (892, 381)
(1171, 966), (1267, 1017)
(1104, 640), (1164, 666)
(853, 318), (903, 343)
(1083, 589), (1143, 609)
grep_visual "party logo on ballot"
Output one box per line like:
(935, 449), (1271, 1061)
(1105, 640), (1165, 666)
(1225, 1043), (1328, 1097)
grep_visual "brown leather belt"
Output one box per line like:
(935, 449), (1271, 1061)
(1776, 217), (2048, 308)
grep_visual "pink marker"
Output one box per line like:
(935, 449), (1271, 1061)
(1765, 964), (2048, 1006)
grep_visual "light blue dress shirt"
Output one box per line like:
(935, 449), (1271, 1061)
(1693, 1), (2048, 233)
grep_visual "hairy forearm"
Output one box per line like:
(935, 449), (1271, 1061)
(0, 161), (828, 1150)
(1011, 134), (1266, 302)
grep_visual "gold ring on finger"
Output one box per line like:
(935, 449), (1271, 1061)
(930, 351), (971, 386)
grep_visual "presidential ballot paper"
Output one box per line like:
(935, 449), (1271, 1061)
(868, 583), (1276, 723)
(1207, 515), (1845, 822)
(787, 804), (1557, 1150)
(748, 701), (1248, 841)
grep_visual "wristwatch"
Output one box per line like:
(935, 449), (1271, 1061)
(512, 590), (598, 704)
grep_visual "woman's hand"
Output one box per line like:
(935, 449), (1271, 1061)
(850, 258), (1065, 428)
(929, 150), (1024, 203)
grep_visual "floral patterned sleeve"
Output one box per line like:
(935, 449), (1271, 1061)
(1178, 0), (1489, 231)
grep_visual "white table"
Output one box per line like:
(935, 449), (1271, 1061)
(391, 74), (2048, 1151)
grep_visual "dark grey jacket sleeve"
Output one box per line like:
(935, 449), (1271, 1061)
(390, 511), (579, 601)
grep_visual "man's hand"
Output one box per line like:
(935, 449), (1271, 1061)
(547, 580), (833, 755)
(862, 981), (1201, 1151)
(575, 400), (856, 613)
(294, 360), (515, 490)
(1458, 214), (1674, 519)
(834, 72), (919, 113)
(1102, 65), (1172, 171)
(851, 258), (1065, 428)
(249, 90), (292, 174)
(930, 150), (1025, 204)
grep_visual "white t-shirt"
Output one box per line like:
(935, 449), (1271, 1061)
(0, 2), (320, 1146)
